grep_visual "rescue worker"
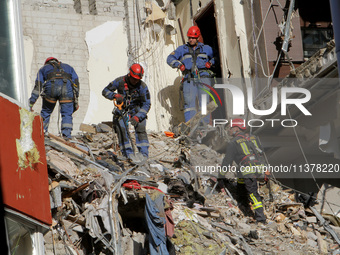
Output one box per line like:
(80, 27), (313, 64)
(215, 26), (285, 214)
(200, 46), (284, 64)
(221, 119), (267, 223)
(29, 57), (79, 140)
(102, 63), (151, 159)
(166, 25), (216, 122)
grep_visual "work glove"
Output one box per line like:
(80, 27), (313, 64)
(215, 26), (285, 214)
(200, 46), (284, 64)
(205, 61), (212, 69)
(264, 170), (270, 182)
(73, 98), (79, 113)
(129, 116), (139, 127)
(29, 101), (34, 112)
(178, 64), (186, 72)
(114, 94), (124, 104)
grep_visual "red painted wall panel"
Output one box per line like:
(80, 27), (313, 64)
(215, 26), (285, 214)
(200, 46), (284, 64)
(0, 96), (52, 226)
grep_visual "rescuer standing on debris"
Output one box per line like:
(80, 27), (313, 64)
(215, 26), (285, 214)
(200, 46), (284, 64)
(29, 57), (79, 140)
(166, 25), (216, 122)
(221, 119), (267, 224)
(102, 63), (151, 159)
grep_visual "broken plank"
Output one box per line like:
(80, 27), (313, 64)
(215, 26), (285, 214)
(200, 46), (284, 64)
(194, 210), (220, 218)
(48, 133), (89, 155)
(48, 139), (84, 157)
(46, 139), (118, 176)
(47, 160), (81, 185)
(65, 215), (86, 226)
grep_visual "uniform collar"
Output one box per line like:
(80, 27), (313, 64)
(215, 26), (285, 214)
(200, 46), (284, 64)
(186, 42), (203, 49)
(125, 75), (140, 90)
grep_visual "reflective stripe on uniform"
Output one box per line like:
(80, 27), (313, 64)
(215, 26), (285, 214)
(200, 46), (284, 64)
(137, 142), (149, 147)
(32, 89), (40, 96)
(169, 60), (182, 67)
(241, 165), (257, 175)
(237, 178), (245, 184)
(103, 90), (112, 97)
(252, 140), (259, 148)
(240, 142), (250, 155)
(250, 193), (263, 209)
(179, 55), (192, 63)
(197, 53), (208, 59)
(122, 143), (133, 149)
(61, 123), (73, 129)
(184, 107), (196, 113)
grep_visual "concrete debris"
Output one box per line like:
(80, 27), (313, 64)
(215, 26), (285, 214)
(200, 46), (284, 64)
(43, 124), (340, 255)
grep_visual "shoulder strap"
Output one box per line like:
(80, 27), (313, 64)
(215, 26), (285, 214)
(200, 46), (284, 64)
(117, 77), (130, 96)
(46, 61), (71, 80)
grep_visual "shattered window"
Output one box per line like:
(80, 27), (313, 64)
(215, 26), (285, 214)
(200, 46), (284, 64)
(5, 217), (34, 255)
(301, 27), (333, 58)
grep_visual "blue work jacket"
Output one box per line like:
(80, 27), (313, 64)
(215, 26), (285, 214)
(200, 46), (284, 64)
(29, 61), (79, 104)
(167, 42), (215, 78)
(102, 75), (151, 121)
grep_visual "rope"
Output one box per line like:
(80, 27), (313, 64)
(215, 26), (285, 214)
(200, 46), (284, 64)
(57, 102), (61, 136)
(254, 0), (275, 47)
(256, 135), (277, 181)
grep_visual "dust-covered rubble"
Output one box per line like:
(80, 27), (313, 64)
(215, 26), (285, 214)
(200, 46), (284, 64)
(44, 124), (340, 255)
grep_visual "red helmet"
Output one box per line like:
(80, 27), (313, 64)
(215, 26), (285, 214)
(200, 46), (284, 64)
(187, 26), (201, 38)
(230, 118), (246, 130)
(129, 63), (144, 80)
(45, 57), (58, 65)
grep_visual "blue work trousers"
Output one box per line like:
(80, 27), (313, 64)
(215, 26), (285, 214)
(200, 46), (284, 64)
(41, 99), (73, 138)
(113, 114), (149, 158)
(182, 77), (211, 123)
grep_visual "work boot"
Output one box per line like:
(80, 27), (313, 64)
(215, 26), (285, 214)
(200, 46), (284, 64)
(256, 220), (268, 229)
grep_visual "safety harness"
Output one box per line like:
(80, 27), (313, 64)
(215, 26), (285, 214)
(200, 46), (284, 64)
(117, 76), (146, 109)
(236, 134), (265, 177)
(181, 45), (215, 82)
(44, 61), (76, 103)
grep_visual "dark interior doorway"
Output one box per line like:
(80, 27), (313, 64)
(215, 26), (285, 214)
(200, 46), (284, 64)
(195, 1), (226, 119)
(195, 2), (221, 78)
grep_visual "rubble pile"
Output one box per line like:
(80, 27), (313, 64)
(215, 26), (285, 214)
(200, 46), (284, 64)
(44, 124), (340, 255)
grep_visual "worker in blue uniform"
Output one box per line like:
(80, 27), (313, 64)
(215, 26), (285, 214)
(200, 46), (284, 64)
(102, 63), (151, 159)
(29, 57), (79, 140)
(167, 25), (216, 123)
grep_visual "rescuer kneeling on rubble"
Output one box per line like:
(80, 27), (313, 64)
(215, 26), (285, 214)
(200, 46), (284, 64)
(221, 119), (267, 224)
(29, 57), (80, 140)
(102, 63), (151, 159)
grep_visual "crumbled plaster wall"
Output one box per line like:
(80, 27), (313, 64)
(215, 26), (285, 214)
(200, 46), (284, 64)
(123, 0), (185, 130)
(84, 20), (128, 125)
(136, 16), (185, 130)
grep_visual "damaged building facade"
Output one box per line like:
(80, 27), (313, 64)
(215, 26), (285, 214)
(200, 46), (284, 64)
(17, 0), (340, 190)
(166, 0), (340, 192)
